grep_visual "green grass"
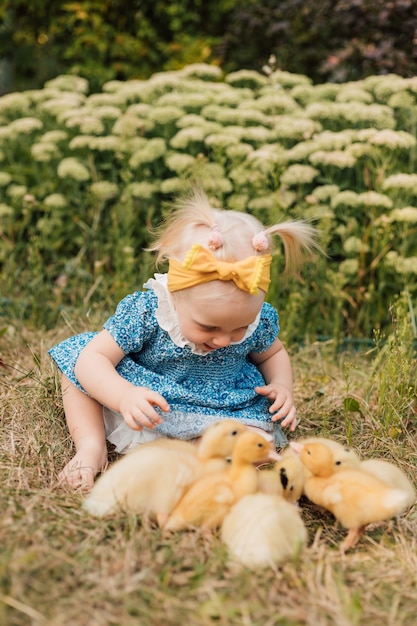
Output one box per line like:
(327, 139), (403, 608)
(1, 323), (417, 626)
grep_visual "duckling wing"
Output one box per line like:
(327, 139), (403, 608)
(164, 475), (235, 531)
(213, 484), (236, 504)
(321, 482), (344, 505)
(144, 451), (203, 515)
(360, 459), (416, 508)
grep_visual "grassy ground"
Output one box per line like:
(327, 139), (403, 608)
(1, 322), (417, 626)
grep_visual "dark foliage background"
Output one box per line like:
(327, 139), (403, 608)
(1, 0), (417, 94)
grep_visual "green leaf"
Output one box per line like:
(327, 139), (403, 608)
(344, 396), (360, 412)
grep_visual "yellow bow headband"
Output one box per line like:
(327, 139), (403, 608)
(167, 244), (272, 295)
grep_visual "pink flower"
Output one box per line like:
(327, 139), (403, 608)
(252, 231), (269, 252)
(208, 224), (223, 250)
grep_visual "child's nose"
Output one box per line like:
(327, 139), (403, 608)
(212, 334), (231, 347)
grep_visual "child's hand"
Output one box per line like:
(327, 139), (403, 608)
(119, 386), (170, 431)
(255, 383), (297, 431)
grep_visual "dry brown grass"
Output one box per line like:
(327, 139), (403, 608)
(1, 323), (417, 626)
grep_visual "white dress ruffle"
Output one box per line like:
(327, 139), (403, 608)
(103, 406), (165, 453)
(143, 273), (261, 355)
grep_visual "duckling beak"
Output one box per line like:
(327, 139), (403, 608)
(289, 441), (304, 455)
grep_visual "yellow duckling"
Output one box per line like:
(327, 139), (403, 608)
(193, 419), (249, 472)
(291, 441), (411, 551)
(313, 440), (416, 509)
(257, 437), (356, 503)
(163, 430), (279, 532)
(221, 493), (307, 569)
(83, 419), (249, 519)
(257, 448), (304, 503)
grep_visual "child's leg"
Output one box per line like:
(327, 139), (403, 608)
(59, 374), (108, 491)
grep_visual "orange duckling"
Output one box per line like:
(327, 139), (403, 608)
(298, 436), (361, 480)
(83, 419), (249, 520)
(221, 492), (307, 569)
(163, 430), (279, 532)
(290, 441), (411, 551)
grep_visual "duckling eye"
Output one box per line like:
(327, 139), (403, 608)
(335, 460), (342, 466)
(289, 485), (294, 492)
(257, 442), (264, 448)
(231, 430), (238, 436)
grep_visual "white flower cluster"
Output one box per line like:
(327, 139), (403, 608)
(1, 64), (417, 338)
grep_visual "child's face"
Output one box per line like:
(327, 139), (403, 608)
(172, 282), (264, 352)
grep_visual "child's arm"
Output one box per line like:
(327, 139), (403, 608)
(74, 329), (170, 430)
(250, 339), (297, 431)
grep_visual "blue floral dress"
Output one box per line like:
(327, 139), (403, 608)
(49, 274), (288, 451)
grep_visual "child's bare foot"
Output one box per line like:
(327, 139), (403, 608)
(58, 445), (108, 491)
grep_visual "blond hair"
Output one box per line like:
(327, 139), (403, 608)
(148, 188), (322, 273)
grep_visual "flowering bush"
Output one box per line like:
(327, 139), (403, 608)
(1, 66), (416, 342)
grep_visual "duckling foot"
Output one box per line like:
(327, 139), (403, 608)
(340, 527), (364, 552)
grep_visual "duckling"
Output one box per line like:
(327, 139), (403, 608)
(257, 448), (304, 503)
(291, 436), (360, 494)
(83, 419), (249, 519)
(193, 419), (250, 472)
(290, 441), (411, 551)
(259, 437), (358, 500)
(221, 493), (307, 569)
(163, 430), (278, 532)
(298, 436), (361, 478)
(318, 442), (416, 509)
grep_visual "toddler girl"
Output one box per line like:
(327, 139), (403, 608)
(49, 189), (320, 490)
